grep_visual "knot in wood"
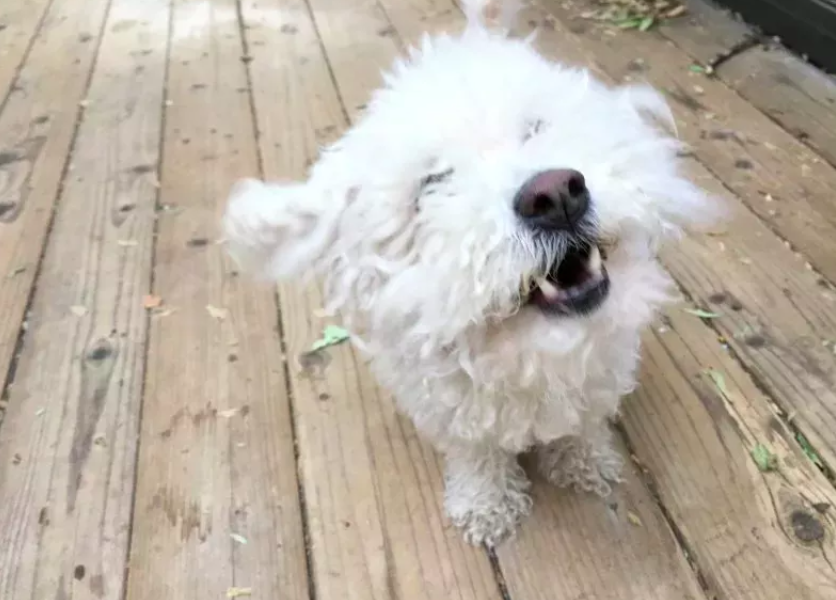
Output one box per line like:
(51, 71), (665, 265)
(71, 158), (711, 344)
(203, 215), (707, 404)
(790, 510), (825, 543)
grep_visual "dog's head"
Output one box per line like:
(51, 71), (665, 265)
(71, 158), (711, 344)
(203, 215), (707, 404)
(224, 0), (721, 354)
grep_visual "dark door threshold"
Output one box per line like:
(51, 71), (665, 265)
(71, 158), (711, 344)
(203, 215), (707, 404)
(714, 0), (836, 73)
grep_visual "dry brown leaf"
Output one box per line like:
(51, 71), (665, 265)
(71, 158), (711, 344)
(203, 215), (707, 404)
(206, 304), (229, 320)
(70, 305), (88, 317)
(627, 510), (643, 527)
(143, 294), (163, 309)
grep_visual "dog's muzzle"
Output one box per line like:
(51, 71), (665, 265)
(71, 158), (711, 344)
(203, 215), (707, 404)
(515, 169), (611, 316)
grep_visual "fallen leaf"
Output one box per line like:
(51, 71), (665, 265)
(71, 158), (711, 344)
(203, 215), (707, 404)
(7, 266), (26, 278)
(684, 308), (721, 319)
(666, 5), (687, 18)
(117, 239), (138, 247)
(230, 533), (248, 545)
(627, 511), (643, 527)
(615, 16), (643, 29)
(688, 64), (706, 74)
(751, 443), (778, 472)
(311, 325), (350, 351)
(143, 294), (162, 309)
(796, 432), (824, 468)
(35, 408), (45, 417)
(705, 368), (729, 398)
(638, 15), (654, 31)
(206, 304), (229, 320)
(70, 305), (88, 317)
(226, 588), (252, 598)
(218, 408), (239, 418)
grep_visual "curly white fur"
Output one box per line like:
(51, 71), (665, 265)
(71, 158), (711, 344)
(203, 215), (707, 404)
(223, 0), (721, 546)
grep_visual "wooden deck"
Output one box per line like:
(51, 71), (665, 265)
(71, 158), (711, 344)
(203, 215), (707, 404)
(1, 0), (835, 598)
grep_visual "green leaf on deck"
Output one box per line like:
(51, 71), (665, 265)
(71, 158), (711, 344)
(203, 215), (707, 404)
(705, 368), (729, 399)
(684, 308), (721, 319)
(311, 325), (351, 351)
(615, 17), (643, 29)
(751, 444), (778, 472)
(796, 432), (824, 468)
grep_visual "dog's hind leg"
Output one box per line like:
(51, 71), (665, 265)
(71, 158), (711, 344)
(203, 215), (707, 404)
(443, 443), (532, 547)
(537, 422), (624, 497)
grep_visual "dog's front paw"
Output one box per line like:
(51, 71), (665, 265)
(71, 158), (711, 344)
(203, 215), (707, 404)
(538, 435), (623, 497)
(447, 488), (533, 547)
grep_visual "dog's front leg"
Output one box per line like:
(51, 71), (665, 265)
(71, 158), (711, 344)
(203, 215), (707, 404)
(443, 442), (532, 547)
(537, 418), (624, 497)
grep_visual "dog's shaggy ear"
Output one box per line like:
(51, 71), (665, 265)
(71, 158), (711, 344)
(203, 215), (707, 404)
(619, 83), (729, 235)
(222, 178), (348, 281)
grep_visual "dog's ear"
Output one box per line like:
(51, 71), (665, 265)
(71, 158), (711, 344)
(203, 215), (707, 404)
(618, 83), (729, 236)
(222, 178), (351, 281)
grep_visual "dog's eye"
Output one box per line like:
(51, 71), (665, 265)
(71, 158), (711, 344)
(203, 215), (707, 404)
(414, 167), (454, 212)
(419, 168), (454, 189)
(523, 119), (545, 141)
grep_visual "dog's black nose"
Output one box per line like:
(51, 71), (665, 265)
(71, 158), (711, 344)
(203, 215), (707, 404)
(514, 169), (589, 231)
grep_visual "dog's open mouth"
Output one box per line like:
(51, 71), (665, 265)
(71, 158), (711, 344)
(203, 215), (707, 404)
(524, 241), (610, 316)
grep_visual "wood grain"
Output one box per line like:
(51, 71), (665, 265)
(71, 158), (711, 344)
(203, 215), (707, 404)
(717, 46), (836, 169)
(0, 0), (52, 105)
(497, 448), (706, 600)
(305, 0), (709, 597)
(0, 0), (111, 397)
(125, 0), (309, 598)
(656, 0), (836, 170)
(0, 1), (169, 598)
(656, 0), (754, 65)
(242, 0), (503, 597)
(624, 302), (836, 600)
(541, 0), (836, 286)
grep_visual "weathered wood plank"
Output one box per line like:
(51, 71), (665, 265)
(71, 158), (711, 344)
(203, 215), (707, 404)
(0, 0), (52, 105)
(541, 0), (836, 286)
(625, 302), (836, 600)
(304, 0), (708, 597)
(496, 449), (706, 600)
(656, 0), (836, 170)
(242, 0), (503, 597)
(717, 45), (836, 169)
(0, 1), (169, 598)
(0, 0), (111, 401)
(125, 1), (309, 599)
(658, 158), (836, 471)
(657, 0), (755, 65)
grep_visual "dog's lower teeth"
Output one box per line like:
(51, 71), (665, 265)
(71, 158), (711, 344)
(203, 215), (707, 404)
(535, 276), (560, 301)
(588, 245), (602, 273)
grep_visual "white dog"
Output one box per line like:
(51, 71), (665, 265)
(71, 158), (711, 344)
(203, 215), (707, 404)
(223, 0), (719, 546)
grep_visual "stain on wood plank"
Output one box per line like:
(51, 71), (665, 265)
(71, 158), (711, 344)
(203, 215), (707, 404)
(0, 1), (169, 599)
(126, 0), (309, 598)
